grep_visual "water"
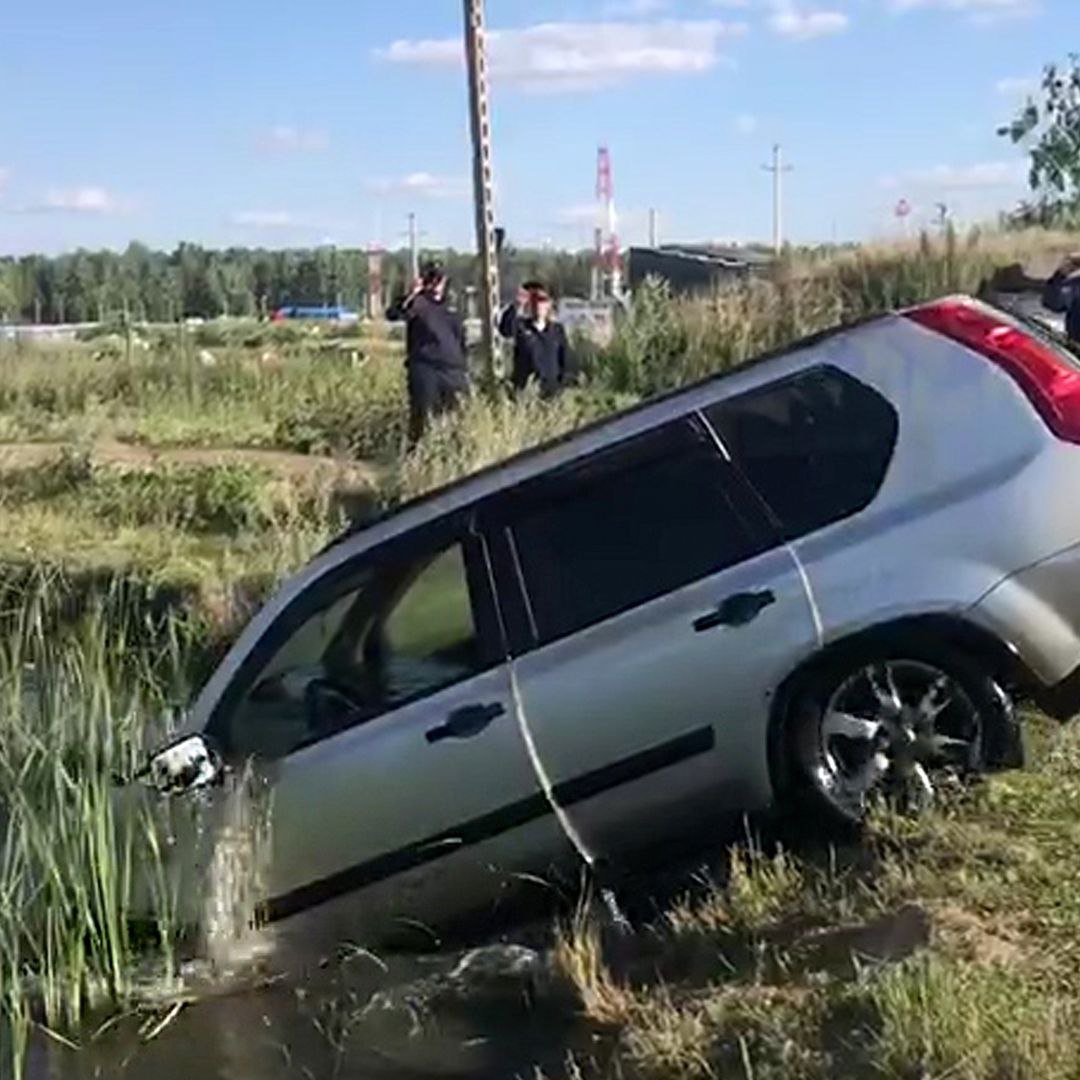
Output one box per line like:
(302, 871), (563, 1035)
(197, 767), (275, 977)
(26, 934), (589, 1080)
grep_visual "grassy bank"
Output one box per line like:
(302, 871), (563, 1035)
(1, 227), (1079, 1078)
(550, 716), (1080, 1080)
(0, 446), (376, 651)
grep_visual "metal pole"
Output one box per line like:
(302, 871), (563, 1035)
(762, 143), (793, 254)
(408, 212), (419, 281)
(464, 0), (501, 382)
(648, 208), (659, 248)
(773, 145), (782, 254)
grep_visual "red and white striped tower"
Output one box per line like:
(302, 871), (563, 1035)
(596, 146), (622, 299)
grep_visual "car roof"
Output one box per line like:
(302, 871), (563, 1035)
(329, 309), (890, 552)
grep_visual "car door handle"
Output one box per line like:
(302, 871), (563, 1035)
(425, 702), (506, 744)
(693, 589), (776, 633)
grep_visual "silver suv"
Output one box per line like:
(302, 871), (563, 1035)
(147, 295), (1080, 947)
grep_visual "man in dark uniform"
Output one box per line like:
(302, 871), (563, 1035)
(1043, 252), (1080, 344)
(387, 261), (470, 445)
(498, 281), (576, 398)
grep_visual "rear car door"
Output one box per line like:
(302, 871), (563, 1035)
(194, 513), (569, 946)
(482, 415), (821, 865)
(701, 364), (901, 631)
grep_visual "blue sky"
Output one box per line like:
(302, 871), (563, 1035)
(0, 0), (1072, 255)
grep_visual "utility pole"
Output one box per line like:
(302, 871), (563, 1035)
(648, 208), (659, 248)
(367, 247), (384, 320)
(407, 212), (420, 281)
(762, 143), (793, 254)
(464, 0), (501, 381)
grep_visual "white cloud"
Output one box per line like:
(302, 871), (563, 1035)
(377, 19), (747, 93)
(230, 210), (300, 229)
(996, 74), (1038, 97)
(256, 125), (329, 153)
(603, 0), (669, 15)
(890, 0), (1038, 22)
(734, 112), (758, 134)
(768, 2), (850, 39)
(879, 160), (1027, 191)
(24, 186), (129, 214)
(366, 172), (469, 199)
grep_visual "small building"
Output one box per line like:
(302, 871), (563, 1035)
(627, 244), (774, 296)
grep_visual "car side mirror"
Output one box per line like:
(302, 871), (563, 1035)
(143, 734), (222, 795)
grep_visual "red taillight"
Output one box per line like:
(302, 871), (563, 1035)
(905, 298), (1080, 444)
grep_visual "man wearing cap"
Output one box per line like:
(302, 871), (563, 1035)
(498, 282), (576, 399)
(387, 261), (470, 445)
(1043, 253), (1080, 344)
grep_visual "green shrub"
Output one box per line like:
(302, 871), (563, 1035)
(0, 448), (93, 502)
(85, 463), (273, 533)
(272, 359), (407, 458)
(0, 457), (335, 536)
(192, 322), (229, 348)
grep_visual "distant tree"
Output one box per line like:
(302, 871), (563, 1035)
(999, 54), (1080, 224)
(0, 242), (596, 324)
(175, 243), (225, 318)
(0, 263), (16, 321)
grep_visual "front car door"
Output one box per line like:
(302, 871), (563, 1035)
(181, 511), (571, 954)
(482, 415), (821, 867)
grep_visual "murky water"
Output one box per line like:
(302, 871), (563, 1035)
(27, 935), (589, 1080)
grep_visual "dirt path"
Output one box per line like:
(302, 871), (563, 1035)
(0, 440), (381, 487)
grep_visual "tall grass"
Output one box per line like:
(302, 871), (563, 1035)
(593, 226), (1077, 399)
(389, 385), (636, 503)
(0, 578), (196, 1078)
(0, 341), (408, 458)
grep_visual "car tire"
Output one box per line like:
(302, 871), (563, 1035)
(784, 641), (1024, 827)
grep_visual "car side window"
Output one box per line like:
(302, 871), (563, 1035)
(374, 545), (479, 706)
(218, 539), (487, 761)
(504, 419), (772, 646)
(704, 366), (898, 542)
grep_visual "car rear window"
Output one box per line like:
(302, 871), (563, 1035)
(704, 366), (898, 542)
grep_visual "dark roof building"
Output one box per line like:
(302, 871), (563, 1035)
(627, 244), (774, 295)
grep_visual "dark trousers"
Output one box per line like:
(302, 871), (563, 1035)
(407, 364), (468, 445)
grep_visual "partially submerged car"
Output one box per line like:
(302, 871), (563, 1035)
(143, 295), (1080, 949)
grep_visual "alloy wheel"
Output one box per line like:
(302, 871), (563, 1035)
(811, 659), (982, 818)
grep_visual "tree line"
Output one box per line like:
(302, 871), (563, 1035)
(0, 243), (596, 325)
